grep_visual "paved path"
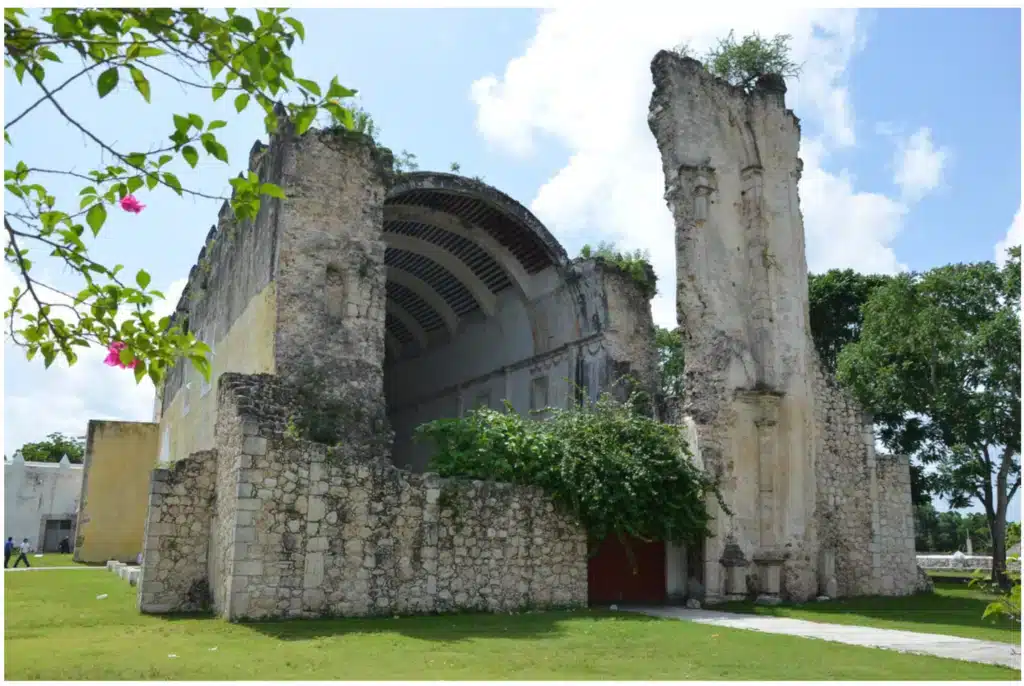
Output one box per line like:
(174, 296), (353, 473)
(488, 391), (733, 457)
(624, 606), (1021, 670)
(5, 566), (104, 572)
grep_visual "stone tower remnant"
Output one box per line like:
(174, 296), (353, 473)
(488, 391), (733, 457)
(648, 51), (920, 603)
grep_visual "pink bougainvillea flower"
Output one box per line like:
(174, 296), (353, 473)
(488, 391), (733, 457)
(103, 341), (137, 370)
(119, 194), (145, 214)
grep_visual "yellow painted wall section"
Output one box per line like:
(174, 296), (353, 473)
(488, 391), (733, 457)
(74, 420), (160, 563)
(159, 282), (277, 463)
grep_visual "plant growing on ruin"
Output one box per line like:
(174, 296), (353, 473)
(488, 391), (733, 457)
(415, 391), (725, 550)
(4, 8), (363, 384)
(674, 31), (801, 92)
(578, 242), (657, 299)
(838, 247), (1021, 587)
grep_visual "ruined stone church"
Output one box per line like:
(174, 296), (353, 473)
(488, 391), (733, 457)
(76, 51), (921, 620)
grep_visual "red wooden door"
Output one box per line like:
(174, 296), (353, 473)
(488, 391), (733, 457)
(587, 536), (666, 605)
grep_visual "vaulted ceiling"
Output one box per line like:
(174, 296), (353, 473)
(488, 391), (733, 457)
(382, 173), (567, 360)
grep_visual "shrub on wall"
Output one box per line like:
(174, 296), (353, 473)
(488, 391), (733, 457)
(578, 242), (658, 300)
(415, 391), (723, 549)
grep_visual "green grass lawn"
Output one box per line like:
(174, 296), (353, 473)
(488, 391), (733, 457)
(4, 572), (1019, 680)
(5, 553), (89, 568)
(715, 582), (1021, 645)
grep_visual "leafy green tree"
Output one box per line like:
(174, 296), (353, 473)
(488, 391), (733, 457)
(655, 325), (685, 398)
(16, 432), (85, 463)
(808, 270), (893, 375)
(674, 30), (801, 91)
(4, 8), (360, 385)
(838, 248), (1021, 584)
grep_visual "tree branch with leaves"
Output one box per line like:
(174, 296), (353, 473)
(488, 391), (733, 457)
(4, 7), (362, 386)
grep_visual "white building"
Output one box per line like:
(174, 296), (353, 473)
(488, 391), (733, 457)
(4, 451), (83, 551)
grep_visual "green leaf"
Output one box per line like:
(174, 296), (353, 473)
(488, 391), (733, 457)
(136, 46), (165, 59)
(86, 203), (107, 236)
(97, 67), (119, 97)
(129, 67), (151, 103)
(173, 114), (191, 133)
(181, 145), (199, 169)
(234, 93), (250, 113)
(136, 269), (151, 290)
(229, 14), (254, 34)
(162, 172), (183, 195)
(212, 82), (227, 101)
(201, 135), (229, 163)
(295, 78), (321, 96)
(293, 105), (317, 135)
(260, 183), (286, 199)
(284, 16), (305, 40)
(207, 120), (227, 131)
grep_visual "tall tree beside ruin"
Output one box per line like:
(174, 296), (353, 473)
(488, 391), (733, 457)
(808, 270), (893, 375)
(837, 247), (1021, 584)
(4, 8), (360, 385)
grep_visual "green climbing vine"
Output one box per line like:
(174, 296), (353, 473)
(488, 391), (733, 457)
(415, 391), (725, 548)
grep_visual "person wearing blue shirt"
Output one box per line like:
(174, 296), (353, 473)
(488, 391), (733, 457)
(4, 537), (14, 568)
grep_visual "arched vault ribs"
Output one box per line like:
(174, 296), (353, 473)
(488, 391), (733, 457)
(385, 299), (429, 349)
(385, 266), (459, 337)
(382, 232), (496, 316)
(384, 205), (538, 302)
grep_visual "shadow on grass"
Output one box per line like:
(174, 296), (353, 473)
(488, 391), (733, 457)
(716, 584), (1018, 636)
(159, 607), (662, 643)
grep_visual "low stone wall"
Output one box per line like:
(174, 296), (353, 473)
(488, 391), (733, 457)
(138, 451), (217, 613)
(138, 373), (587, 620)
(918, 554), (1021, 573)
(812, 354), (918, 598)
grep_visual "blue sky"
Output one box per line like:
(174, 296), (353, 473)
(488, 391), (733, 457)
(3, 8), (1020, 519)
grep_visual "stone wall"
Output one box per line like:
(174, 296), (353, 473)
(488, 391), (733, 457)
(138, 451), (216, 613)
(812, 353), (918, 597)
(137, 372), (587, 620)
(648, 50), (918, 602)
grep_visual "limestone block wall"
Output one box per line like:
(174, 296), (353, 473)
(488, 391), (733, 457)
(874, 454), (918, 594)
(137, 451), (216, 613)
(140, 372), (587, 620)
(812, 353), (918, 597)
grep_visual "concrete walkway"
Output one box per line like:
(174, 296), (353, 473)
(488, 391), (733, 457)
(5, 566), (104, 571)
(625, 606), (1021, 670)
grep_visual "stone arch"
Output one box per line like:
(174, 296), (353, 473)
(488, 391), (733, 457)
(381, 172), (603, 471)
(382, 172), (570, 358)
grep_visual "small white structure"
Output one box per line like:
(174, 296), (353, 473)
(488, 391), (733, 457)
(4, 451), (83, 551)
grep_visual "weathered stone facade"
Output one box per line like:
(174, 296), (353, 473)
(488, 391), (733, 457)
(141, 373), (587, 619)
(648, 51), (918, 602)
(128, 49), (924, 617)
(136, 110), (651, 619)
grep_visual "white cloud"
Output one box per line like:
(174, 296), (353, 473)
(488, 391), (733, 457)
(2, 264), (185, 453)
(470, 9), (930, 327)
(995, 205), (1022, 267)
(893, 127), (950, 203)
